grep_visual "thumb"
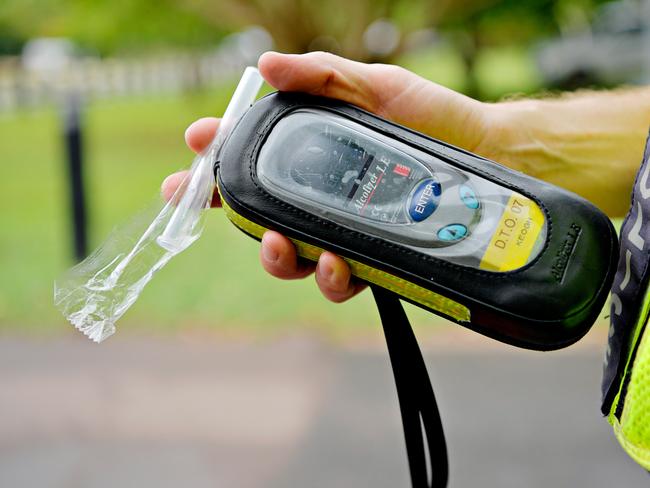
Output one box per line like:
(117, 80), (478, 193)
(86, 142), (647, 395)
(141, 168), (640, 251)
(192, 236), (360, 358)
(257, 51), (486, 151)
(258, 51), (382, 114)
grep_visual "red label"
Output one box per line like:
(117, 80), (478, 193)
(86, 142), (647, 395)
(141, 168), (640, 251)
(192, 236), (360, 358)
(393, 164), (411, 177)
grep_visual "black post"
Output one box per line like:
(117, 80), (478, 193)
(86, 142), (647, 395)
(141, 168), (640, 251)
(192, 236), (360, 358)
(62, 93), (88, 261)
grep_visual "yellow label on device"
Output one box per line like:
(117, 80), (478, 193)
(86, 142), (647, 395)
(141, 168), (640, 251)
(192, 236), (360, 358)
(480, 194), (545, 272)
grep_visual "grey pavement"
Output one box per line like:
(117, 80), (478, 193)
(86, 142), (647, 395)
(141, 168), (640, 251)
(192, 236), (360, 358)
(0, 329), (647, 488)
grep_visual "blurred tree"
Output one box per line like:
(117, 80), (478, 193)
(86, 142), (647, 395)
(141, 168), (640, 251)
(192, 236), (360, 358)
(0, 0), (610, 61)
(180, 0), (527, 62)
(181, 0), (609, 92)
(182, 0), (404, 60)
(0, 0), (611, 97)
(421, 0), (610, 97)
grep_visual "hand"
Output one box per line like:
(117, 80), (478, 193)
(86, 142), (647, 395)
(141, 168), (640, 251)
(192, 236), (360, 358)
(161, 51), (495, 302)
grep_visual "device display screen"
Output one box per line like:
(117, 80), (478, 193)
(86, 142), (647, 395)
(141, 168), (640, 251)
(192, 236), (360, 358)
(287, 129), (432, 224)
(256, 109), (546, 271)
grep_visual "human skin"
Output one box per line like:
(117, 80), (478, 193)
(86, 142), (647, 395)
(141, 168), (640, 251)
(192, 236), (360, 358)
(162, 51), (650, 303)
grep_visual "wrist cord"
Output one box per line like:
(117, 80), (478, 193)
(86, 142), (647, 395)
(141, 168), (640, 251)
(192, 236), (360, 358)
(371, 285), (448, 488)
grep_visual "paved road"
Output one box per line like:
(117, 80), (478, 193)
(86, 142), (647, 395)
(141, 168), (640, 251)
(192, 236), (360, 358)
(0, 331), (647, 488)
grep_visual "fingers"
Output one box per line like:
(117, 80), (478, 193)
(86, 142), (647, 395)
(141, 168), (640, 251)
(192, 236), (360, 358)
(185, 117), (220, 153)
(161, 174), (365, 303)
(260, 231), (315, 280)
(161, 171), (188, 203)
(160, 170), (221, 207)
(315, 251), (366, 303)
(260, 231), (365, 303)
(184, 117), (221, 206)
(161, 117), (223, 207)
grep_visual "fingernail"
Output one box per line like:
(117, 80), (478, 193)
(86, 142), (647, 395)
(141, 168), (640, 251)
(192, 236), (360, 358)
(263, 244), (279, 262)
(322, 262), (348, 291)
(161, 174), (173, 192)
(184, 121), (197, 143)
(161, 174), (179, 201)
(320, 262), (334, 280)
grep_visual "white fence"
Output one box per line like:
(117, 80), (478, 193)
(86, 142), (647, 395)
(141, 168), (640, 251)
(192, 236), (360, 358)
(0, 29), (272, 113)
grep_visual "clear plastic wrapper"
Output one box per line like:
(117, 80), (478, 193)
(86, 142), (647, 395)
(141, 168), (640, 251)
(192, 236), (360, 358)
(55, 67), (264, 342)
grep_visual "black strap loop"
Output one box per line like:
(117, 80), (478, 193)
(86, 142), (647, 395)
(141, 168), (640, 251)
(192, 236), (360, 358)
(371, 285), (448, 488)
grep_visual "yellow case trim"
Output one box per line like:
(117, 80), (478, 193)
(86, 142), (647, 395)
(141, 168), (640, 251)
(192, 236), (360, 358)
(219, 187), (470, 323)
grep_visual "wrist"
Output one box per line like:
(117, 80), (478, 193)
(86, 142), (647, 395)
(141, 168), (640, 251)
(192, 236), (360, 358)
(477, 100), (547, 175)
(479, 93), (646, 216)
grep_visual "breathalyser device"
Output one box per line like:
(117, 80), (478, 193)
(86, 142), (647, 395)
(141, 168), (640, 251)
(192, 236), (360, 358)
(217, 91), (618, 351)
(57, 68), (618, 488)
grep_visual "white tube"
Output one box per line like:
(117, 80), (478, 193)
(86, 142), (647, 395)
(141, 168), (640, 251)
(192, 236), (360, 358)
(157, 67), (264, 252)
(220, 67), (266, 137)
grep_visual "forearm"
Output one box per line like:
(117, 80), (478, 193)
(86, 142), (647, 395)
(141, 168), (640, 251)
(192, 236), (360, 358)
(483, 87), (650, 217)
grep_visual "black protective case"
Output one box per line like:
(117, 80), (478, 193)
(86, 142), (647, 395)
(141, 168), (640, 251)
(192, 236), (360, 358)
(217, 92), (619, 351)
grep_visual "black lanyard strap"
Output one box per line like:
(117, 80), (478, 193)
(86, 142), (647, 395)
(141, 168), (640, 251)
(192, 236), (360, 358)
(371, 285), (449, 488)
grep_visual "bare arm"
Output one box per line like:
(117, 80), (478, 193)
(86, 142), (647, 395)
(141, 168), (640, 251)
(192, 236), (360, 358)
(481, 88), (650, 217)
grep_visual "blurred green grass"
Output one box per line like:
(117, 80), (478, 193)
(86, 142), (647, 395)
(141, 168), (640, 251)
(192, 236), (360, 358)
(0, 45), (575, 338)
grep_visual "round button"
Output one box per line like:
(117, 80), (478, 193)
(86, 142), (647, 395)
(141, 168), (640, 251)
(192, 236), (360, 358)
(459, 185), (479, 209)
(407, 178), (441, 222)
(437, 224), (468, 242)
